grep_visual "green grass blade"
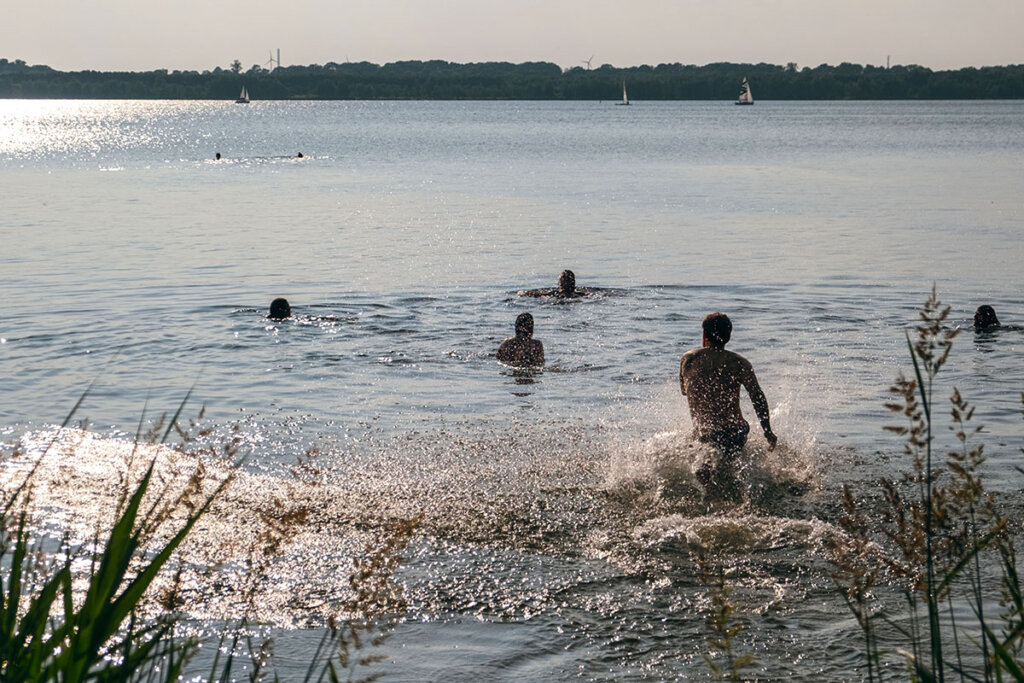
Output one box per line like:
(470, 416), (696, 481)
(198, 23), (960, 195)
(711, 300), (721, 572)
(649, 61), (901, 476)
(159, 384), (195, 445)
(218, 629), (242, 683)
(984, 624), (1024, 681)
(159, 636), (193, 683)
(3, 512), (29, 639)
(110, 623), (175, 677)
(86, 461), (153, 610)
(935, 526), (1003, 597)
(106, 476), (230, 634)
(906, 331), (929, 420)
(206, 629), (228, 683)
(900, 648), (939, 683)
(64, 463), (154, 680)
(12, 565), (71, 657)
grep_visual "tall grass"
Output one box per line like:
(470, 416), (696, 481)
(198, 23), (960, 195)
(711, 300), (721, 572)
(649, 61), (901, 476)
(0, 393), (418, 681)
(697, 554), (755, 681)
(827, 287), (1023, 681)
(0, 391), (231, 680)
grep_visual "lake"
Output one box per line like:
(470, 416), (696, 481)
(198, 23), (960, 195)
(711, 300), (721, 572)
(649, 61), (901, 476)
(1, 99), (1022, 680)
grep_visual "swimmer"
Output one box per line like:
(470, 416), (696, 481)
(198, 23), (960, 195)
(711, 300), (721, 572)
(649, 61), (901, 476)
(296, 152), (303, 158)
(215, 152), (222, 160)
(519, 269), (591, 298)
(496, 312), (545, 367)
(267, 298), (292, 320)
(680, 313), (777, 493)
(973, 305), (1000, 330)
(557, 269), (576, 297)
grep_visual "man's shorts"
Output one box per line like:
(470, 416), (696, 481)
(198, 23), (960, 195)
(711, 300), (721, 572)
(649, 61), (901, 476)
(697, 423), (750, 457)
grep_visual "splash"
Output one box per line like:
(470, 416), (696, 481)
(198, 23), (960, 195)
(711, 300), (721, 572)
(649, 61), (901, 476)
(3, 410), (828, 629)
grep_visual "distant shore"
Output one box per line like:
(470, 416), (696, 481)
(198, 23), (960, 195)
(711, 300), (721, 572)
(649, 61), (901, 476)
(2, 58), (1023, 100)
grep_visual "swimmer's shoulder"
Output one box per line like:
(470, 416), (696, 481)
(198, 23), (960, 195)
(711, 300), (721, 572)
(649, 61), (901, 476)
(680, 347), (705, 371)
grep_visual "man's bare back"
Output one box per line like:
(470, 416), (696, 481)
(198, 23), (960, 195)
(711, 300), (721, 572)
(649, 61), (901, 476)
(680, 348), (757, 435)
(497, 312), (545, 368)
(497, 336), (545, 367)
(680, 313), (777, 454)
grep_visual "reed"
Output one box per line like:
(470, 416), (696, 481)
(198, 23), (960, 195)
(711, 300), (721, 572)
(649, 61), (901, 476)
(0, 392), (418, 682)
(827, 287), (1023, 681)
(0, 390), (230, 680)
(697, 555), (755, 682)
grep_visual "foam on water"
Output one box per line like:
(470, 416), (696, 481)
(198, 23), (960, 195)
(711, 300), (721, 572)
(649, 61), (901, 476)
(5, 402), (828, 619)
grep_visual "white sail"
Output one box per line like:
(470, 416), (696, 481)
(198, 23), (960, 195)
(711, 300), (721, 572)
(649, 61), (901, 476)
(736, 77), (754, 105)
(617, 80), (630, 105)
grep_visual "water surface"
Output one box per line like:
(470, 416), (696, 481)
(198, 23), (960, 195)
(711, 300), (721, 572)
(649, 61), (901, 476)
(1, 99), (1022, 680)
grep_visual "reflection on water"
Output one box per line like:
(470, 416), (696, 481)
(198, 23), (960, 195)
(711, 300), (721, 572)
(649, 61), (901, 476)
(510, 367), (541, 392)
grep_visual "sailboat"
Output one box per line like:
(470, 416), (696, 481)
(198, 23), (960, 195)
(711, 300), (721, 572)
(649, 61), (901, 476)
(235, 86), (250, 104)
(735, 77), (753, 105)
(616, 80), (631, 105)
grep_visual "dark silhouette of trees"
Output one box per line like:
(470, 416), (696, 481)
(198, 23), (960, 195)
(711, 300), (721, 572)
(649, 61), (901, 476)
(1, 58), (1022, 100)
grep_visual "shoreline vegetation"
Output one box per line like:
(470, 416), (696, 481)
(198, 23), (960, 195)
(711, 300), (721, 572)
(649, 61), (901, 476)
(2, 57), (1024, 100)
(0, 395), (418, 681)
(703, 289), (1024, 680)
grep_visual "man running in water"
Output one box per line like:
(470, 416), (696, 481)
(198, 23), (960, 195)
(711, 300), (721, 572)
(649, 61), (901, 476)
(680, 313), (777, 492)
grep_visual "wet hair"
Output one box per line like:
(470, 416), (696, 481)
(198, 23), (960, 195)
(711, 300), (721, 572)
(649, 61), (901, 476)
(215, 152), (221, 160)
(558, 269), (576, 295)
(296, 152), (303, 158)
(515, 312), (534, 336)
(974, 305), (1000, 330)
(268, 297), (291, 320)
(702, 312), (732, 348)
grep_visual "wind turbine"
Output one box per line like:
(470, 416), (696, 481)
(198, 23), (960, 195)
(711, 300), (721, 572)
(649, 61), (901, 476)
(581, 55), (593, 70)
(264, 49), (280, 71)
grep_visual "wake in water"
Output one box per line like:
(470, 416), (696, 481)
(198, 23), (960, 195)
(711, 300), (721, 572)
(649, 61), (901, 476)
(3, 406), (825, 626)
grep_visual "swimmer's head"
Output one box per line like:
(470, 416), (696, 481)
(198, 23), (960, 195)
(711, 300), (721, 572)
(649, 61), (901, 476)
(296, 152), (303, 158)
(559, 269), (576, 296)
(268, 298), (292, 320)
(974, 305), (1000, 330)
(702, 312), (732, 348)
(515, 312), (534, 337)
(215, 152), (221, 160)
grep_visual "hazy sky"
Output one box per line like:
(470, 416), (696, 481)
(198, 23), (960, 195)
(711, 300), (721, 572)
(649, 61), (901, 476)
(5, 0), (1022, 73)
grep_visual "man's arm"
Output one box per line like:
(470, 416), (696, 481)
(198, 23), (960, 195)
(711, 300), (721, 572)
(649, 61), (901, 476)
(496, 339), (512, 363)
(679, 355), (689, 396)
(532, 341), (545, 366)
(741, 362), (777, 450)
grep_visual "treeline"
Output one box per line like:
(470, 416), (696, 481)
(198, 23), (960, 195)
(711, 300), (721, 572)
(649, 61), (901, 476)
(2, 57), (1023, 100)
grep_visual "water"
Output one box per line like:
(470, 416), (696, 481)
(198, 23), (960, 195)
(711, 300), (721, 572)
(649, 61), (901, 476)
(1, 99), (1023, 679)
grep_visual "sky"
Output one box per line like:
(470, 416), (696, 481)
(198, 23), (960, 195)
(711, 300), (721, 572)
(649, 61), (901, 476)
(4, 0), (1022, 73)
